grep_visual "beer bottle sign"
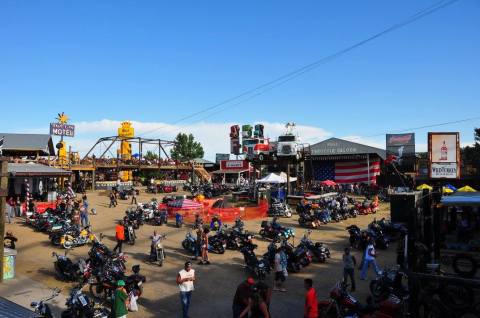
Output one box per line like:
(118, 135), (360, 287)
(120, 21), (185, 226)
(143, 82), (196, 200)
(440, 141), (448, 161)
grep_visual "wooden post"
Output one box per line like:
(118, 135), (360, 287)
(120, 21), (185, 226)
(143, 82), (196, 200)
(287, 163), (291, 195)
(0, 159), (9, 282)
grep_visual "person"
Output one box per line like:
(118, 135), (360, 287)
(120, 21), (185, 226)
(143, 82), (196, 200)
(233, 277), (255, 318)
(239, 286), (270, 318)
(130, 188), (137, 205)
(109, 191), (117, 208)
(210, 215), (222, 231)
(114, 279), (129, 318)
(15, 197), (21, 217)
(6, 197), (14, 224)
(273, 247), (287, 292)
(200, 228), (210, 265)
(113, 221), (125, 253)
(150, 230), (164, 260)
(177, 261), (195, 318)
(255, 281), (272, 312)
(80, 206), (89, 228)
(360, 238), (380, 280)
(304, 279), (318, 318)
(342, 247), (357, 291)
(192, 227), (203, 261)
(82, 192), (89, 210)
(72, 209), (81, 231)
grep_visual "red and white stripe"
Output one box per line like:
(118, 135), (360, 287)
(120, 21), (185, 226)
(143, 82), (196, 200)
(335, 160), (381, 184)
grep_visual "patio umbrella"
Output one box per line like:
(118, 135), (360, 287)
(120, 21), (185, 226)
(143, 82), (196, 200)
(416, 184), (433, 190)
(457, 186), (477, 192)
(320, 180), (336, 186)
(442, 187), (454, 194)
(445, 184), (457, 191)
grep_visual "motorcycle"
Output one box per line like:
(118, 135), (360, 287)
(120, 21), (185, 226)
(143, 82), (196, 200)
(124, 220), (136, 245)
(153, 210), (168, 226)
(181, 231), (197, 255)
(314, 208), (332, 224)
(148, 235), (166, 266)
(259, 220), (294, 240)
(208, 231), (226, 254)
(282, 239), (312, 273)
(240, 245), (270, 280)
(175, 213), (184, 228)
(299, 232), (330, 263)
(370, 267), (408, 302)
(346, 225), (365, 250)
(268, 199), (292, 218)
(297, 212), (320, 229)
(61, 226), (97, 249)
(52, 251), (90, 282)
(61, 284), (111, 318)
(31, 288), (61, 318)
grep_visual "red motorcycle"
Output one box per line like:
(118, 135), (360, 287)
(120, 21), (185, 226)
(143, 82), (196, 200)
(318, 282), (406, 318)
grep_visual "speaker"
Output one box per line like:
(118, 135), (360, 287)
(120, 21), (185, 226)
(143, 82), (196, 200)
(390, 191), (423, 223)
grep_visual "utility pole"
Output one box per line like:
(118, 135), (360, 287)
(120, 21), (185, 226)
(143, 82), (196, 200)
(0, 158), (9, 282)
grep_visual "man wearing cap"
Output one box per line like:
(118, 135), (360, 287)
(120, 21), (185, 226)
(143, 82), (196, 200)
(232, 277), (255, 318)
(177, 261), (196, 318)
(114, 280), (129, 318)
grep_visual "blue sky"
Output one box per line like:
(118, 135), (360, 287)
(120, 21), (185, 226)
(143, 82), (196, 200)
(1, 0), (479, 159)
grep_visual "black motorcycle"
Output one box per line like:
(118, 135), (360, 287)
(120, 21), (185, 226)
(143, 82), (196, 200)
(208, 232), (226, 254)
(299, 234), (330, 263)
(282, 240), (312, 273)
(259, 220), (294, 240)
(153, 210), (168, 226)
(31, 288), (60, 318)
(181, 231), (197, 254)
(369, 267), (408, 301)
(52, 251), (88, 282)
(61, 284), (110, 318)
(240, 245), (270, 280)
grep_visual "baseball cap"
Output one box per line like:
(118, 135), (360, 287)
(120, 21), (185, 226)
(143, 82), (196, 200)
(117, 280), (126, 287)
(247, 277), (255, 285)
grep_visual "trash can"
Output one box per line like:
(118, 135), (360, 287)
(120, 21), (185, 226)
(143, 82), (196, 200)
(3, 248), (17, 280)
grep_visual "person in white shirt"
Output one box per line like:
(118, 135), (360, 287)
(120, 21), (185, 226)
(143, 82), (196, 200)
(360, 239), (380, 280)
(177, 261), (196, 318)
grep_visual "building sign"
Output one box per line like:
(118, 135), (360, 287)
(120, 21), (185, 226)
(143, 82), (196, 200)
(50, 123), (75, 137)
(220, 160), (249, 170)
(386, 133), (415, 172)
(431, 163), (458, 178)
(428, 132), (460, 178)
(312, 141), (358, 155)
(215, 153), (230, 164)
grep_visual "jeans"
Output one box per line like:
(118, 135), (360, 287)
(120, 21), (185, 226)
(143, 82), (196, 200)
(80, 214), (89, 228)
(360, 259), (380, 280)
(109, 200), (116, 208)
(113, 240), (123, 253)
(343, 268), (356, 290)
(6, 206), (12, 223)
(180, 291), (192, 318)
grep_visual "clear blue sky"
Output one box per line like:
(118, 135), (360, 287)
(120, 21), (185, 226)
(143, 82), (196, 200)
(1, 0), (479, 148)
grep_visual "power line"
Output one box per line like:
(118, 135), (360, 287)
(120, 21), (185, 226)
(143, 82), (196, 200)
(140, 0), (461, 137)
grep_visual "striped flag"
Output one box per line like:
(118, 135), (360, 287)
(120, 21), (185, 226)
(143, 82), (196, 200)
(335, 160), (381, 184)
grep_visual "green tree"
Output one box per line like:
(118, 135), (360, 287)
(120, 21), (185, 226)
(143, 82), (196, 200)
(170, 133), (204, 161)
(144, 150), (159, 161)
(461, 128), (480, 175)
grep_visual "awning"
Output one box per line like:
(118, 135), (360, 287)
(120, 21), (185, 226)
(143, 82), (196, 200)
(0, 297), (40, 317)
(212, 169), (250, 174)
(256, 172), (297, 184)
(8, 163), (71, 177)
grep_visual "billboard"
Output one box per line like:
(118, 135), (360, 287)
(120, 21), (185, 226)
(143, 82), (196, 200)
(386, 133), (415, 172)
(428, 132), (460, 179)
(215, 153), (230, 164)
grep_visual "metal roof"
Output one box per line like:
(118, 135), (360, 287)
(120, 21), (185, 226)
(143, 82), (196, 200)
(0, 133), (55, 156)
(310, 137), (386, 160)
(8, 163), (71, 176)
(0, 297), (40, 318)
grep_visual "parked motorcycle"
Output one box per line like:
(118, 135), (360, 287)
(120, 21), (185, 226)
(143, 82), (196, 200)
(268, 199), (292, 218)
(282, 239), (312, 272)
(149, 234), (166, 266)
(61, 284), (110, 318)
(31, 288), (61, 318)
(259, 220), (294, 240)
(52, 251), (89, 282)
(181, 231), (197, 255)
(299, 232), (330, 263)
(61, 226), (97, 249)
(240, 245), (270, 280)
(124, 220), (136, 245)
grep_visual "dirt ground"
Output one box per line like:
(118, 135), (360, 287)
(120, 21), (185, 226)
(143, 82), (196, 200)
(4, 189), (396, 318)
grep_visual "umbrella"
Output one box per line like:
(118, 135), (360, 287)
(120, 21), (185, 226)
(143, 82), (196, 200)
(442, 187), (454, 194)
(445, 184), (457, 191)
(416, 184), (433, 190)
(457, 186), (477, 192)
(320, 180), (336, 186)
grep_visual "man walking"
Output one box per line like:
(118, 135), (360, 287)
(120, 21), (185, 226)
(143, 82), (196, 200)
(113, 221), (125, 253)
(109, 191), (116, 208)
(342, 247), (357, 291)
(273, 247), (287, 292)
(80, 206), (89, 228)
(232, 277), (255, 318)
(304, 279), (318, 318)
(177, 261), (195, 318)
(130, 188), (137, 205)
(360, 238), (380, 280)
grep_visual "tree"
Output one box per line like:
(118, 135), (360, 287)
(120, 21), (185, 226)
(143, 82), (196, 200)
(170, 133), (204, 161)
(461, 128), (480, 175)
(144, 150), (159, 161)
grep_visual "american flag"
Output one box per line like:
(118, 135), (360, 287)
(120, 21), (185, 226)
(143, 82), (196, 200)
(313, 160), (381, 184)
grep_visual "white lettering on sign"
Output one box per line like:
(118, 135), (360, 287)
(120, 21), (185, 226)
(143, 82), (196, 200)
(312, 147), (358, 155)
(50, 123), (75, 137)
(225, 160), (244, 168)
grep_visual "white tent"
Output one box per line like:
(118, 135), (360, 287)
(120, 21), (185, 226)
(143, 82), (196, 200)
(256, 172), (297, 184)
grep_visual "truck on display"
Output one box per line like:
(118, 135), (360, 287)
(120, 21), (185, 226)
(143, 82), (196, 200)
(277, 122), (303, 160)
(242, 124), (276, 161)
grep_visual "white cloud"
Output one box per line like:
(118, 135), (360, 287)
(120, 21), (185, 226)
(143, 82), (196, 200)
(47, 119), (333, 161)
(339, 135), (385, 150)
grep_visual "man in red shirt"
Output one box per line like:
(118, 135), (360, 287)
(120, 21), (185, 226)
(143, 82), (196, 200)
(304, 278), (318, 318)
(113, 220), (125, 253)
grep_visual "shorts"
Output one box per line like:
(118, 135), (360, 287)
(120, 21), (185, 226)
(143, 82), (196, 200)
(275, 271), (285, 282)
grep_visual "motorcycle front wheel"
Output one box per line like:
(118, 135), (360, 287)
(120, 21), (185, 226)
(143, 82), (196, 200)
(62, 240), (74, 249)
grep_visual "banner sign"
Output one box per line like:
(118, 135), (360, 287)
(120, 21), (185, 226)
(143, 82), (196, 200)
(220, 160), (249, 170)
(386, 133), (415, 172)
(215, 153), (230, 164)
(50, 123), (75, 137)
(428, 132), (460, 178)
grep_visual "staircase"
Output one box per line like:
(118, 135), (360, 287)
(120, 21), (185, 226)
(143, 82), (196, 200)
(194, 166), (212, 182)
